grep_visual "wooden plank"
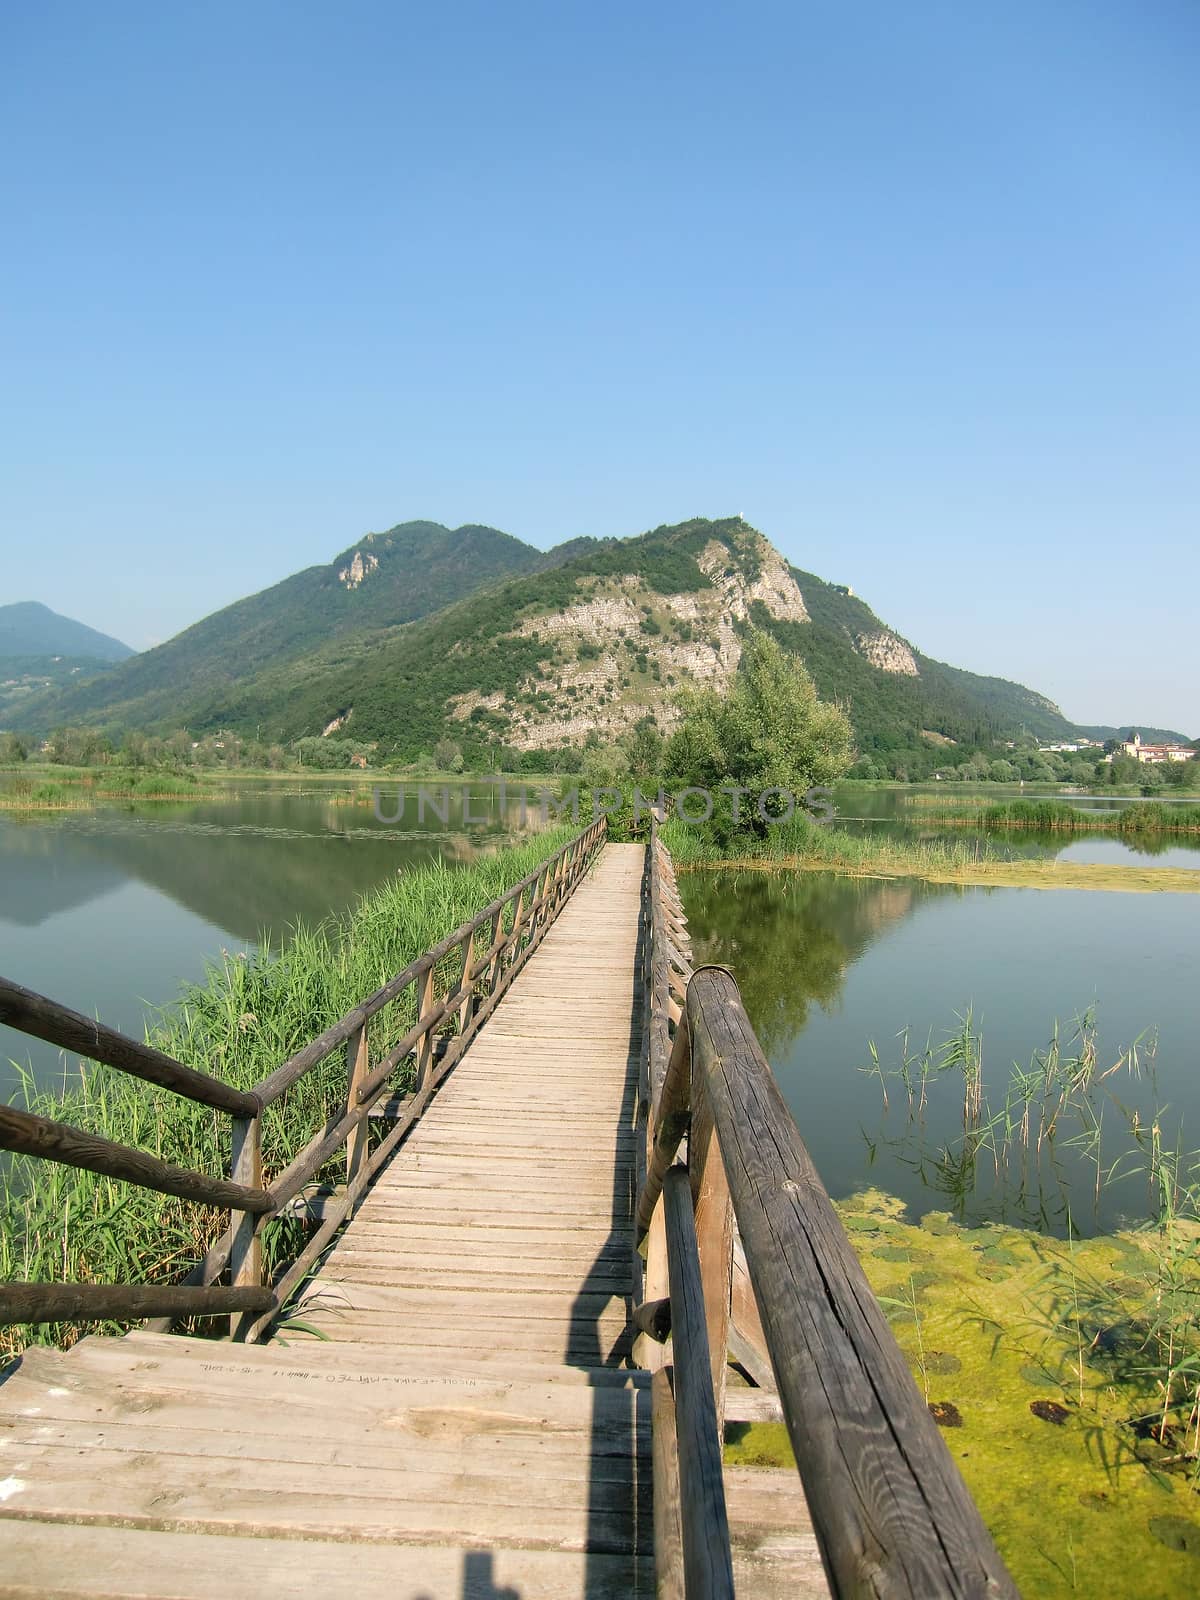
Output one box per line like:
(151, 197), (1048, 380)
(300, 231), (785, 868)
(0, 1460), (645, 1551)
(0, 1524), (652, 1600)
(33, 1336), (652, 1400)
(0, 1413), (644, 1483)
(688, 965), (1018, 1600)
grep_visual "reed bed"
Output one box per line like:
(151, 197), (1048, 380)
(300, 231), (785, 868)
(860, 1009), (1200, 1468)
(924, 798), (1200, 835)
(0, 768), (214, 810)
(0, 825), (571, 1357)
(661, 815), (997, 876)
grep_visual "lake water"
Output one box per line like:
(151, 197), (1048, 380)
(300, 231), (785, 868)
(0, 780), (544, 1095)
(682, 867), (1200, 1234)
(3, 779), (1197, 1230)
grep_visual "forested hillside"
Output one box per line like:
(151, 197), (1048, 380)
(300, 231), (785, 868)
(0, 602), (132, 663)
(13, 522), (551, 732)
(8, 515), (1141, 776)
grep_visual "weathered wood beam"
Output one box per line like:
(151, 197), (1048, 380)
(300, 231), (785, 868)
(651, 1366), (686, 1600)
(687, 964), (1019, 1600)
(0, 1280), (274, 1327)
(0, 1104), (272, 1213)
(0, 976), (258, 1116)
(662, 1167), (735, 1599)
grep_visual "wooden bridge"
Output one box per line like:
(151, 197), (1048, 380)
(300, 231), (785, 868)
(0, 824), (1017, 1598)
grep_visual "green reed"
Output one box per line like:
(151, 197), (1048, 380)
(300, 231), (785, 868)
(0, 826), (573, 1358)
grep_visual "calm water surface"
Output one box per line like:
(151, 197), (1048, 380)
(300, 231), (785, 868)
(682, 867), (1200, 1234)
(0, 781), (543, 1094)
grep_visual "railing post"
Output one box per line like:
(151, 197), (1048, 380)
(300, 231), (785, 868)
(229, 1112), (263, 1341)
(414, 961), (435, 1090)
(345, 1023), (370, 1197)
(457, 928), (476, 1034)
(485, 906), (504, 997)
(690, 1081), (734, 1436)
(663, 1167), (735, 1597)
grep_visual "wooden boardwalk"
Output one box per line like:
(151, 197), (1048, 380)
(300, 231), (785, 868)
(0, 842), (820, 1597)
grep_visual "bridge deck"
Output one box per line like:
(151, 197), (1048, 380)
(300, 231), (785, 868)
(0, 842), (820, 1597)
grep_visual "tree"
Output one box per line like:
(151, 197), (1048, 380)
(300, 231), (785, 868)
(666, 630), (854, 838)
(433, 738), (465, 774)
(624, 717), (663, 782)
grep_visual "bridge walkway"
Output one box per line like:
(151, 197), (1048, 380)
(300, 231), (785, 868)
(0, 842), (816, 1597)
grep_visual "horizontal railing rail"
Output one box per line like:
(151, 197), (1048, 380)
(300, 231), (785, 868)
(0, 977), (261, 1116)
(634, 820), (1018, 1600)
(0, 819), (607, 1337)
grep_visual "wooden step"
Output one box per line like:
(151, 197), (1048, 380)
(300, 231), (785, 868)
(0, 1523), (654, 1599)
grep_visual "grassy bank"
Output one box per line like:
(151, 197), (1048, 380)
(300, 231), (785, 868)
(0, 825), (572, 1358)
(662, 814), (997, 873)
(0, 767), (212, 809)
(660, 818), (1200, 893)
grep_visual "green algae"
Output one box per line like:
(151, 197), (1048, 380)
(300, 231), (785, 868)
(725, 1188), (1200, 1598)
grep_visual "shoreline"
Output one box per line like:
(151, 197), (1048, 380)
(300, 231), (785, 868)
(677, 854), (1200, 893)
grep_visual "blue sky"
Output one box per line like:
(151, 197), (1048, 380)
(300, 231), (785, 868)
(2, 2), (1196, 731)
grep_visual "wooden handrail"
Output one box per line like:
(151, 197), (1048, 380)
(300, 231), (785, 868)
(0, 1281), (276, 1327)
(0, 1104), (273, 1213)
(1, 819), (607, 1335)
(637, 822), (1019, 1600)
(0, 977), (260, 1116)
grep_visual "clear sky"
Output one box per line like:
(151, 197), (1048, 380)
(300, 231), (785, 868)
(2, 2), (1196, 732)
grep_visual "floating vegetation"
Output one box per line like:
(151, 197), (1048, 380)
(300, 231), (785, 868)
(731, 1186), (1200, 1597)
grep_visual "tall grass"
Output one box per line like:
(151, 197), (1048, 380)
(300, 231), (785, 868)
(927, 798), (1200, 835)
(661, 813), (997, 874)
(0, 826), (574, 1357)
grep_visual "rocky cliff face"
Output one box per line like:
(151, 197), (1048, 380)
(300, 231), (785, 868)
(337, 551), (379, 589)
(447, 528), (813, 751)
(852, 629), (919, 677)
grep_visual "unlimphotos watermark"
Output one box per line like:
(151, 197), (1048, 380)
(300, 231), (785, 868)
(371, 784), (835, 828)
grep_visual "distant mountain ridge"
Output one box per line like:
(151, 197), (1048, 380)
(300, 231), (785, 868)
(10, 522), (566, 733)
(0, 602), (133, 663)
(8, 517), (1182, 762)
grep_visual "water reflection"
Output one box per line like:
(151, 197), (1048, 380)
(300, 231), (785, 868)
(0, 781), (546, 1093)
(682, 867), (1200, 1233)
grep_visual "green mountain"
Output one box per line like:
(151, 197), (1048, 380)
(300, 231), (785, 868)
(13, 515), (1142, 768)
(0, 602), (132, 663)
(12, 521), (553, 733)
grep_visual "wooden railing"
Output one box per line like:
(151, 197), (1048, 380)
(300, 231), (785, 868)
(633, 822), (1019, 1600)
(0, 819), (606, 1340)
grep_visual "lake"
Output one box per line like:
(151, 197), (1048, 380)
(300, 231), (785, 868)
(3, 778), (1197, 1229)
(0, 779), (544, 1095)
(681, 865), (1200, 1233)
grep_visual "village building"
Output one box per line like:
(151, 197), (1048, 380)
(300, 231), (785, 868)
(1119, 732), (1197, 764)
